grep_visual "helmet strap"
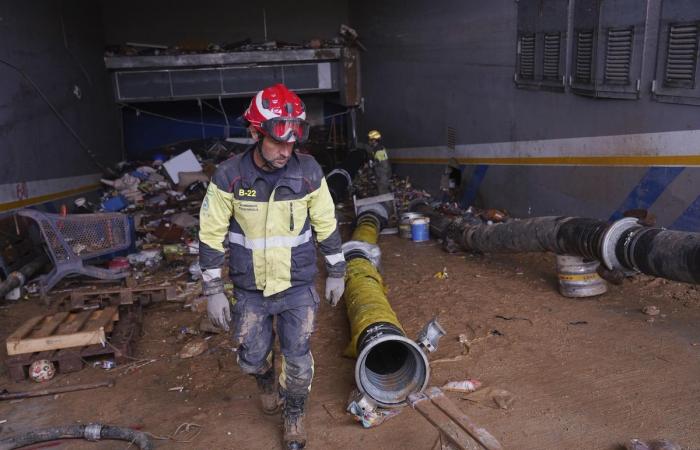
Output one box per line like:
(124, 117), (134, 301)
(256, 138), (279, 171)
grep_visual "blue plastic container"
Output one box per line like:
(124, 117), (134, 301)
(411, 217), (430, 242)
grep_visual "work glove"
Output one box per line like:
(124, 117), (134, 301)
(325, 276), (345, 307)
(207, 292), (231, 331)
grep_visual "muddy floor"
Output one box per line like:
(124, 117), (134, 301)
(0, 234), (699, 449)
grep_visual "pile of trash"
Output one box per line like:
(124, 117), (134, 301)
(1, 139), (254, 303)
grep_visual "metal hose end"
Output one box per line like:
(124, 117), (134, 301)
(354, 334), (430, 408)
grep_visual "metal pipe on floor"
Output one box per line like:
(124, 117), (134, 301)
(342, 203), (431, 408)
(326, 147), (370, 203)
(411, 202), (700, 285)
(0, 254), (49, 299)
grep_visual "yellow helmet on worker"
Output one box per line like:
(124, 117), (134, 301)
(368, 130), (382, 141)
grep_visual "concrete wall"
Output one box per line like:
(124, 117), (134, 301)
(101, 0), (349, 47)
(349, 1), (700, 229)
(0, 0), (121, 212)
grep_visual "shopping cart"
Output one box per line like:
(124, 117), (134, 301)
(17, 209), (132, 297)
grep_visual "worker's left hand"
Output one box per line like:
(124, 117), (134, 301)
(325, 276), (345, 307)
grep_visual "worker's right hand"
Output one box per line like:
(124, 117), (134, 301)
(207, 292), (231, 331)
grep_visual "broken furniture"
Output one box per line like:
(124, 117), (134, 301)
(5, 306), (141, 381)
(17, 209), (132, 297)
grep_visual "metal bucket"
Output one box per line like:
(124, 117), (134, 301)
(411, 217), (431, 242)
(556, 255), (607, 298)
(400, 212), (423, 239)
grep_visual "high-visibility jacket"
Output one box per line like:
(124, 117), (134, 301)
(199, 148), (346, 297)
(374, 147), (389, 162)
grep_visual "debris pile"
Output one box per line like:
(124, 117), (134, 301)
(104, 25), (366, 57)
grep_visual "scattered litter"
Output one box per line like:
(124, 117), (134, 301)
(454, 329), (503, 356)
(433, 267), (448, 280)
(643, 305), (661, 316)
(626, 439), (681, 450)
(441, 379), (481, 394)
(462, 387), (515, 410)
(430, 355), (469, 366)
(4, 287), (21, 301)
(128, 250), (162, 268)
(163, 150), (203, 184)
(179, 326), (199, 337)
(169, 386), (185, 392)
(170, 212), (199, 228)
(147, 422), (203, 444)
(178, 339), (208, 359)
(495, 315), (533, 325)
(346, 392), (402, 428)
(492, 389), (516, 409)
(92, 359), (116, 370)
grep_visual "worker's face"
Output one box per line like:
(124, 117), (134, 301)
(251, 128), (294, 170)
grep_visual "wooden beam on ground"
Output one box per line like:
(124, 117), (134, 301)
(426, 387), (504, 450)
(409, 392), (483, 450)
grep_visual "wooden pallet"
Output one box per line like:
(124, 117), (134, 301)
(5, 306), (141, 382)
(68, 285), (177, 311)
(6, 307), (119, 356)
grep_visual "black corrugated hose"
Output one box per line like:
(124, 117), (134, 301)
(0, 424), (153, 450)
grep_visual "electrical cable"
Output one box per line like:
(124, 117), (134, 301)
(119, 103), (246, 130)
(0, 58), (107, 172)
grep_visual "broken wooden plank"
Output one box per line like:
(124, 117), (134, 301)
(427, 387), (503, 450)
(409, 392), (483, 450)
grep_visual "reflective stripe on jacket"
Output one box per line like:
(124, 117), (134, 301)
(199, 148), (345, 296)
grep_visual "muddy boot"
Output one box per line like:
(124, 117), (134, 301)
(282, 393), (307, 449)
(254, 368), (280, 415)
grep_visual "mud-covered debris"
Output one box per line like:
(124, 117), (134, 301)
(178, 338), (208, 359)
(643, 305), (661, 316)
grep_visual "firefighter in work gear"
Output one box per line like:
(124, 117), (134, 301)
(199, 84), (346, 450)
(367, 129), (392, 194)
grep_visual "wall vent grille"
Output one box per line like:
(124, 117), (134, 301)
(664, 22), (699, 88)
(543, 33), (561, 80)
(447, 127), (456, 150)
(604, 27), (633, 85)
(519, 34), (536, 79)
(575, 30), (594, 83)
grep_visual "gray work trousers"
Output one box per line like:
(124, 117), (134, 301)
(231, 285), (319, 395)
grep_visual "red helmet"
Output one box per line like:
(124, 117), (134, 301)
(244, 84), (309, 143)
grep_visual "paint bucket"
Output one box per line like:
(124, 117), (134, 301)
(400, 212), (423, 239)
(556, 255), (607, 298)
(411, 217), (430, 242)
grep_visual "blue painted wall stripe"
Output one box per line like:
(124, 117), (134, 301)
(608, 167), (685, 221)
(671, 195), (700, 231)
(461, 165), (489, 207)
